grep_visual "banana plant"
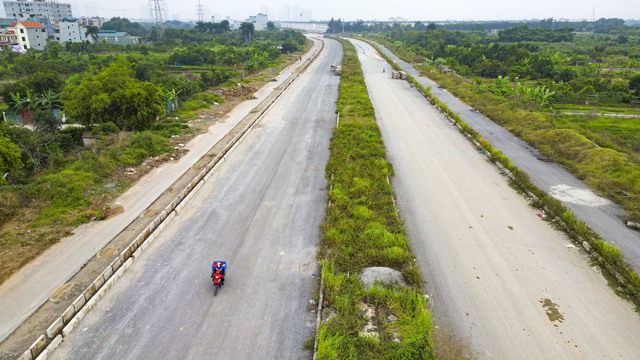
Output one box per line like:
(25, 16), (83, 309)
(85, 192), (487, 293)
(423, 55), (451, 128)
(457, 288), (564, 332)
(35, 90), (61, 111)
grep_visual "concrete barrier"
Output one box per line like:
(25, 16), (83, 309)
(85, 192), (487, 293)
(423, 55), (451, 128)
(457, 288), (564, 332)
(71, 294), (85, 313)
(17, 349), (33, 360)
(34, 335), (62, 360)
(46, 317), (63, 339)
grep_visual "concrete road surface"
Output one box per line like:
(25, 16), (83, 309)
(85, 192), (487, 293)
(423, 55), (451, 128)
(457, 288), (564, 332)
(0, 40), (325, 343)
(351, 38), (640, 359)
(375, 43), (640, 272)
(48, 38), (342, 360)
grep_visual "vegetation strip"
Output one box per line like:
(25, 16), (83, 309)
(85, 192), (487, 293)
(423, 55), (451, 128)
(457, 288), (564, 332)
(368, 39), (640, 307)
(315, 37), (434, 359)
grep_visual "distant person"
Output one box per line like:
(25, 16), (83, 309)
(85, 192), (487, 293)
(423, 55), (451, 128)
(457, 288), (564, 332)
(211, 260), (227, 285)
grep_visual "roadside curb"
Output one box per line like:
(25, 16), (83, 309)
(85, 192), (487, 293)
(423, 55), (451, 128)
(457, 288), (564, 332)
(18, 38), (326, 360)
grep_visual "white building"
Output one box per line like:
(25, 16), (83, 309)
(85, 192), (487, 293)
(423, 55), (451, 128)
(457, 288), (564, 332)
(9, 19), (46, 50)
(54, 17), (81, 43)
(78, 16), (104, 28)
(255, 13), (268, 30)
(245, 13), (268, 31)
(3, 0), (73, 22)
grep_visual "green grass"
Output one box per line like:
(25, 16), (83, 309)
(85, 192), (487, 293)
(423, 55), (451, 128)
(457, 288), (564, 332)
(553, 104), (640, 115)
(551, 115), (640, 155)
(316, 37), (434, 359)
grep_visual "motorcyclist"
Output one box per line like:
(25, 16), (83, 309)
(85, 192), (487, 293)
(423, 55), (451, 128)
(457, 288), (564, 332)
(211, 260), (227, 285)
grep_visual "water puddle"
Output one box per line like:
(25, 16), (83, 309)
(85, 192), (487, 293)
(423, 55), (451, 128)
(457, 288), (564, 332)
(549, 184), (610, 207)
(540, 298), (565, 323)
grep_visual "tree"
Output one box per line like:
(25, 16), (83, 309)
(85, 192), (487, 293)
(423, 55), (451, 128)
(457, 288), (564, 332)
(427, 22), (437, 31)
(630, 74), (640, 95)
(0, 135), (22, 184)
(42, 40), (64, 60)
(266, 21), (276, 31)
(240, 22), (255, 44)
(326, 18), (343, 34)
(61, 61), (164, 131)
(31, 110), (61, 133)
(216, 20), (231, 34)
(102, 17), (148, 37)
(85, 25), (100, 43)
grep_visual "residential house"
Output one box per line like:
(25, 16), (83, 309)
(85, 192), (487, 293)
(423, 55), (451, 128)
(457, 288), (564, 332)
(96, 30), (140, 45)
(54, 17), (82, 43)
(0, 28), (17, 49)
(78, 16), (104, 28)
(9, 19), (46, 50)
(246, 13), (268, 31)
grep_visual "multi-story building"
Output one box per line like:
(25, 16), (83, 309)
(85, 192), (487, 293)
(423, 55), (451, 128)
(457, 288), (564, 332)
(53, 17), (81, 43)
(9, 19), (46, 50)
(253, 13), (268, 31)
(3, 0), (72, 22)
(78, 16), (105, 28)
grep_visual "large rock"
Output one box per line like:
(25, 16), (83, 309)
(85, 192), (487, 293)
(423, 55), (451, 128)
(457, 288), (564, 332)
(358, 267), (406, 290)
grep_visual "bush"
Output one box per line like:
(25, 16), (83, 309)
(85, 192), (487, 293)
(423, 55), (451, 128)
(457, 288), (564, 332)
(109, 131), (172, 166)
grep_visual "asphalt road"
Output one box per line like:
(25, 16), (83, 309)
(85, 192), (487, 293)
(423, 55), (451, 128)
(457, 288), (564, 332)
(351, 39), (640, 359)
(0, 40), (323, 343)
(376, 43), (640, 272)
(49, 38), (342, 360)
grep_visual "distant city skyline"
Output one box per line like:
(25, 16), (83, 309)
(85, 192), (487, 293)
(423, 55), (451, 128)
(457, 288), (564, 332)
(1, 0), (639, 23)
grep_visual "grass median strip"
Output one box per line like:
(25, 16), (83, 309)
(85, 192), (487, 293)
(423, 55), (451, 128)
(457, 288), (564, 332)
(314, 37), (434, 359)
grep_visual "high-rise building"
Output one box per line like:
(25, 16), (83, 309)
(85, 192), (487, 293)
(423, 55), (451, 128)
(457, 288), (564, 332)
(3, 0), (72, 22)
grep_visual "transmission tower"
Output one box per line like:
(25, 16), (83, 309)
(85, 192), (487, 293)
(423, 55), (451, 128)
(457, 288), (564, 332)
(150, 0), (165, 40)
(196, 0), (204, 22)
(150, 0), (164, 27)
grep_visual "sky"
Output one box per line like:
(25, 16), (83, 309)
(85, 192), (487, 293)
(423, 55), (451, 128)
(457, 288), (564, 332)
(2, 0), (639, 22)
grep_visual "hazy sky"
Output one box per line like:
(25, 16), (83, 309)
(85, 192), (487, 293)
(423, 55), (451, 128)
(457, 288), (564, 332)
(3, 0), (639, 22)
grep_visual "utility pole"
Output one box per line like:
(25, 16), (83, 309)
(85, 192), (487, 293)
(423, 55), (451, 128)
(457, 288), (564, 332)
(196, 0), (204, 22)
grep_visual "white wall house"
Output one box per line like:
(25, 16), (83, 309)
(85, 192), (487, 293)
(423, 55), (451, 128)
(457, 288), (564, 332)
(3, 0), (72, 21)
(54, 17), (81, 43)
(9, 20), (46, 50)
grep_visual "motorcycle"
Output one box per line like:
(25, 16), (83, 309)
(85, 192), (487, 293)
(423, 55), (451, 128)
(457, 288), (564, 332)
(212, 273), (224, 296)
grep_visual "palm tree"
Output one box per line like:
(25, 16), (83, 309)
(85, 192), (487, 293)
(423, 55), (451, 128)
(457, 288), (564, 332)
(239, 22), (254, 44)
(84, 25), (100, 43)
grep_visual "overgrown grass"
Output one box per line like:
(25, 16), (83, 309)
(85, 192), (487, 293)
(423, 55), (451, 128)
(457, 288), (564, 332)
(316, 38), (434, 359)
(368, 38), (640, 307)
